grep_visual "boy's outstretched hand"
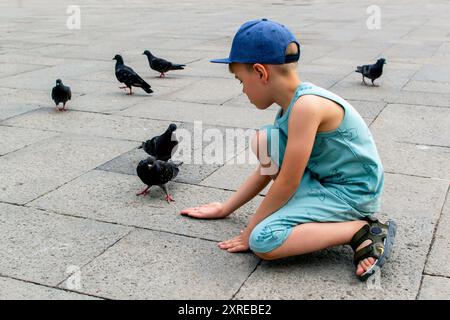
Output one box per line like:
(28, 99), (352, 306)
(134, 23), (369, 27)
(179, 202), (228, 219)
(218, 229), (250, 253)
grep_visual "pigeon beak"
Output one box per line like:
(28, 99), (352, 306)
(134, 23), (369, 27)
(138, 145), (143, 149)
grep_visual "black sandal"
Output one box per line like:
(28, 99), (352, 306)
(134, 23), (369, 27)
(350, 217), (397, 281)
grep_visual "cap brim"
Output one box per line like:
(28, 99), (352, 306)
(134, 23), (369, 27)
(210, 58), (232, 64)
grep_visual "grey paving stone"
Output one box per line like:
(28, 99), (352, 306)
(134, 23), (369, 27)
(413, 64), (450, 82)
(418, 276), (450, 300)
(159, 78), (241, 105)
(393, 91), (450, 108)
(0, 62), (47, 79)
(0, 203), (131, 286)
(0, 60), (111, 92)
(97, 147), (220, 184)
(371, 104), (450, 147)
(3, 107), (175, 141)
(402, 80), (450, 95)
(0, 126), (58, 156)
(29, 170), (263, 242)
(117, 98), (278, 129)
(376, 140), (450, 180)
(424, 195), (450, 277)
(0, 104), (41, 121)
(347, 100), (386, 120)
(0, 277), (100, 300)
(60, 229), (259, 299)
(0, 134), (134, 204)
(235, 173), (448, 299)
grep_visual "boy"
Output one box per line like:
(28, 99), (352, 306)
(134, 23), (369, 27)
(180, 19), (396, 281)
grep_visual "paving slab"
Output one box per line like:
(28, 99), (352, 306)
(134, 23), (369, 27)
(0, 277), (100, 300)
(29, 170), (263, 242)
(159, 78), (241, 105)
(0, 62), (47, 79)
(0, 134), (134, 204)
(0, 203), (131, 286)
(418, 276), (450, 300)
(117, 98), (278, 129)
(402, 80), (450, 95)
(3, 107), (175, 141)
(0, 126), (58, 156)
(235, 173), (448, 299)
(60, 229), (259, 300)
(424, 193), (450, 277)
(376, 140), (450, 180)
(393, 91), (450, 108)
(97, 147), (220, 185)
(370, 104), (450, 147)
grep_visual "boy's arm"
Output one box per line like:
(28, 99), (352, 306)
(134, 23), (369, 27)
(245, 97), (322, 232)
(222, 165), (272, 215)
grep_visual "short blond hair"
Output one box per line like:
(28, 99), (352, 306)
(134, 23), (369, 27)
(229, 42), (299, 75)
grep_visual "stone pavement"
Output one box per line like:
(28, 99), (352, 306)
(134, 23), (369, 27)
(1, 0), (449, 300)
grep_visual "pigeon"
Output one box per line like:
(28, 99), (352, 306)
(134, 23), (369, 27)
(51, 79), (71, 111)
(143, 50), (186, 78)
(136, 156), (183, 202)
(355, 58), (386, 86)
(113, 54), (153, 95)
(138, 123), (178, 161)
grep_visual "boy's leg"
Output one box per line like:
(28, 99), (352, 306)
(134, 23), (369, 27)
(251, 127), (375, 276)
(254, 220), (374, 276)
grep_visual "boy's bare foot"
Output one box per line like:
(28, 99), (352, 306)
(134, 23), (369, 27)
(355, 238), (375, 276)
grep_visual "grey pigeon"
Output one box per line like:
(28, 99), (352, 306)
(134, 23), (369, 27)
(143, 50), (185, 78)
(138, 123), (178, 161)
(113, 54), (153, 95)
(51, 79), (71, 111)
(355, 58), (386, 86)
(136, 156), (183, 202)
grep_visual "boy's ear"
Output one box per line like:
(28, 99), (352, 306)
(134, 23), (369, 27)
(253, 63), (268, 81)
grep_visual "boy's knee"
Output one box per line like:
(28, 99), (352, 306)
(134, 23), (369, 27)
(249, 222), (289, 258)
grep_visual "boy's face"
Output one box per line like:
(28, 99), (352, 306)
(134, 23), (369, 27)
(232, 63), (273, 110)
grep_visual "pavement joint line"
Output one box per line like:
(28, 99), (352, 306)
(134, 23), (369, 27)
(368, 101), (389, 128)
(416, 183), (450, 300)
(383, 171), (433, 180)
(54, 228), (135, 289)
(395, 141), (450, 150)
(0, 104), (46, 124)
(92, 168), (268, 196)
(26, 203), (225, 245)
(422, 272), (450, 280)
(0, 273), (108, 300)
(231, 260), (262, 300)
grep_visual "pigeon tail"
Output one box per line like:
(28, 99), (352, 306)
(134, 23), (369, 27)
(141, 81), (153, 94)
(170, 64), (185, 70)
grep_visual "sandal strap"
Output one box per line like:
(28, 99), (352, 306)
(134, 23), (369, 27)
(351, 219), (390, 266)
(350, 224), (370, 251)
(353, 243), (383, 265)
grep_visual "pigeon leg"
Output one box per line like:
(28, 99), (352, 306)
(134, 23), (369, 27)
(159, 73), (166, 78)
(119, 86), (128, 92)
(62, 103), (67, 112)
(362, 76), (367, 85)
(127, 87), (134, 95)
(371, 79), (379, 87)
(136, 186), (150, 196)
(160, 184), (175, 203)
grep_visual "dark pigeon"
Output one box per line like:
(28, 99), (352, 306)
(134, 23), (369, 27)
(136, 156), (183, 202)
(143, 50), (186, 78)
(113, 54), (153, 95)
(355, 58), (386, 86)
(51, 79), (71, 111)
(138, 123), (178, 161)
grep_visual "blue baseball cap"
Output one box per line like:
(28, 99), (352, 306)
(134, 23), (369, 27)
(210, 18), (300, 65)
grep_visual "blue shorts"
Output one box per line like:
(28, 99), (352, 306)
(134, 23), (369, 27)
(249, 125), (371, 254)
